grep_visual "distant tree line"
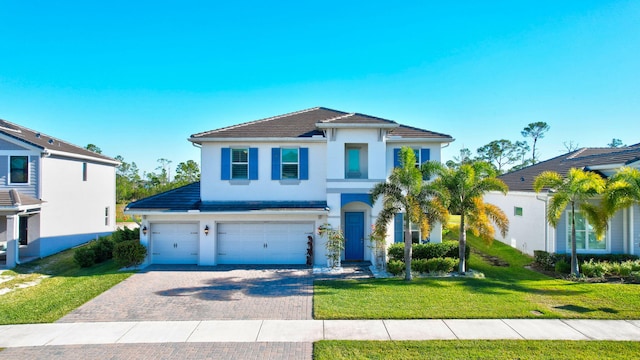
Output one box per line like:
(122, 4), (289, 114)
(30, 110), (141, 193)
(84, 144), (200, 203)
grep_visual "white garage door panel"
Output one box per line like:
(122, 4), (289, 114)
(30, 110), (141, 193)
(151, 223), (199, 264)
(217, 223), (312, 264)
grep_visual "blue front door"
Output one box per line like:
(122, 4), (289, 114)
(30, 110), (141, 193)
(345, 212), (364, 261)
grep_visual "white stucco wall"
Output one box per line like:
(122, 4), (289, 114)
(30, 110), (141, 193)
(200, 141), (327, 201)
(39, 155), (116, 257)
(484, 191), (549, 256)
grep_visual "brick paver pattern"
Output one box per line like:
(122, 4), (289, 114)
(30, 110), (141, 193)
(59, 265), (315, 322)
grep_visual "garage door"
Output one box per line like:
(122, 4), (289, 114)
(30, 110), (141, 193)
(151, 223), (199, 264)
(217, 222), (313, 264)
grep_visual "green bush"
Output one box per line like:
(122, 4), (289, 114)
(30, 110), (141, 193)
(411, 259), (428, 273)
(555, 259), (570, 274)
(91, 236), (115, 263)
(534, 250), (555, 270)
(111, 227), (140, 244)
(387, 241), (470, 261)
(387, 260), (405, 276)
(630, 271), (640, 283)
(580, 259), (607, 278)
(74, 247), (96, 268)
(113, 240), (147, 267)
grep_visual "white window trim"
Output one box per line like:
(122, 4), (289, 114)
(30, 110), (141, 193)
(8, 155), (30, 185)
(231, 148), (249, 180)
(565, 210), (610, 253)
(280, 147), (299, 180)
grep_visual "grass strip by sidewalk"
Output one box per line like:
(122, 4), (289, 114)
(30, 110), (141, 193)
(314, 340), (640, 360)
(314, 230), (640, 319)
(0, 247), (133, 325)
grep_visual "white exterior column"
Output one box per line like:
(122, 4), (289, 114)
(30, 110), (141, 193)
(5, 215), (20, 268)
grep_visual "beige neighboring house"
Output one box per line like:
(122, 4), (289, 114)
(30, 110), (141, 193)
(0, 119), (119, 268)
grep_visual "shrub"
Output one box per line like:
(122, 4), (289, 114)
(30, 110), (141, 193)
(92, 236), (115, 263)
(113, 240), (147, 267)
(630, 271), (640, 283)
(387, 243), (404, 261)
(631, 260), (640, 272)
(74, 247), (96, 268)
(411, 259), (428, 273)
(534, 250), (555, 270)
(555, 259), (570, 274)
(111, 227), (140, 244)
(387, 241), (470, 261)
(387, 260), (405, 276)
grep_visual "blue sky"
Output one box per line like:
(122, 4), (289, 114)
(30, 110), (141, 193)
(1, 1), (639, 175)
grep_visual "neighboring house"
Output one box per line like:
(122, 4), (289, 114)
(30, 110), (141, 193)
(0, 119), (118, 268)
(125, 107), (453, 266)
(484, 145), (640, 256)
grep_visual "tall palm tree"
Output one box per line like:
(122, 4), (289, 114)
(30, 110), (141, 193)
(533, 168), (606, 276)
(422, 161), (509, 274)
(370, 147), (448, 281)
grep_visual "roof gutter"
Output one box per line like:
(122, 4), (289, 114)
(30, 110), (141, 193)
(125, 209), (329, 216)
(44, 148), (121, 166)
(189, 137), (327, 144)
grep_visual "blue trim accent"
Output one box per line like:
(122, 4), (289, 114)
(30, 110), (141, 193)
(393, 148), (400, 167)
(341, 193), (372, 207)
(299, 147), (309, 180)
(394, 213), (404, 243)
(249, 148), (258, 180)
(221, 148), (230, 180)
(271, 148), (281, 180)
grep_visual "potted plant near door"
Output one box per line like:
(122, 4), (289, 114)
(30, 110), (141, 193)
(318, 224), (344, 269)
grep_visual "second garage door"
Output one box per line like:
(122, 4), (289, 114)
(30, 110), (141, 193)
(217, 222), (313, 264)
(151, 223), (199, 264)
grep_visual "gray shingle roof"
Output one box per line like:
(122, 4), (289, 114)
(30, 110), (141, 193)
(125, 182), (328, 212)
(190, 107), (453, 141)
(0, 189), (43, 209)
(0, 119), (117, 164)
(499, 146), (640, 192)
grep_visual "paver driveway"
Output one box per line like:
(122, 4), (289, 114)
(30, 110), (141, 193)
(58, 265), (314, 322)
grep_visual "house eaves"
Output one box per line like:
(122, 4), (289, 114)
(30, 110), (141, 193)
(189, 136), (327, 143)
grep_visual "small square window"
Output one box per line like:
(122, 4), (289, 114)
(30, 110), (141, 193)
(514, 207), (523, 216)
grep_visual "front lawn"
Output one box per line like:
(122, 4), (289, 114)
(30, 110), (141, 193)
(314, 340), (640, 360)
(314, 230), (640, 319)
(0, 247), (133, 324)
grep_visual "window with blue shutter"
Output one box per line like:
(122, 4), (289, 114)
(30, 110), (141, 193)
(272, 147), (308, 180)
(249, 148), (258, 180)
(222, 147), (257, 181)
(221, 148), (231, 180)
(393, 148), (401, 168)
(300, 147), (309, 180)
(421, 148), (431, 180)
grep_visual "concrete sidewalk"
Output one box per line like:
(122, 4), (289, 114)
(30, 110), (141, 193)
(1, 319), (640, 348)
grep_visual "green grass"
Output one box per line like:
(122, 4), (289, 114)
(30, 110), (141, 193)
(0, 247), (134, 325)
(314, 226), (640, 319)
(314, 340), (640, 360)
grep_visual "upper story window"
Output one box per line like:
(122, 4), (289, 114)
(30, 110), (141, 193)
(83, 162), (88, 181)
(345, 144), (368, 179)
(281, 148), (299, 179)
(566, 211), (607, 251)
(231, 148), (249, 180)
(393, 148), (431, 180)
(10, 156), (29, 184)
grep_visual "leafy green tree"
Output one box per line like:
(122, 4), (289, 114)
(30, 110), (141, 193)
(174, 160), (200, 185)
(521, 122), (550, 164)
(533, 168), (606, 276)
(422, 161), (509, 274)
(607, 138), (626, 148)
(445, 147), (473, 169)
(476, 139), (527, 174)
(370, 147), (448, 281)
(85, 143), (102, 154)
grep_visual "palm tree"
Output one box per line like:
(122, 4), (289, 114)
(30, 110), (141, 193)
(370, 147), (448, 281)
(533, 168), (606, 276)
(422, 161), (509, 274)
(603, 167), (640, 214)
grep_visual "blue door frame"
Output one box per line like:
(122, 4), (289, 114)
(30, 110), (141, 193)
(345, 212), (364, 261)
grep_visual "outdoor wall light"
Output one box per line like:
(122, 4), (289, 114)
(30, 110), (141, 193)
(142, 225), (148, 236)
(204, 225), (210, 236)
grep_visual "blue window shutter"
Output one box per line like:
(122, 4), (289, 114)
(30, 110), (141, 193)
(249, 148), (258, 180)
(393, 148), (400, 167)
(221, 148), (230, 180)
(421, 148), (431, 180)
(299, 147), (309, 180)
(421, 148), (430, 163)
(394, 213), (404, 243)
(271, 148), (281, 180)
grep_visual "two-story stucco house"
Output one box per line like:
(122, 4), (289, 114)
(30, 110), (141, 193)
(484, 145), (640, 257)
(0, 119), (119, 268)
(125, 107), (453, 266)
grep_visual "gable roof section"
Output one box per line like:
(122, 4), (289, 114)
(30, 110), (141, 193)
(0, 119), (118, 165)
(499, 146), (640, 192)
(190, 107), (453, 141)
(125, 182), (328, 212)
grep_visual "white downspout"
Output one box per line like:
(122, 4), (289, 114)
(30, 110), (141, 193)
(631, 206), (635, 256)
(535, 194), (550, 252)
(623, 208), (628, 254)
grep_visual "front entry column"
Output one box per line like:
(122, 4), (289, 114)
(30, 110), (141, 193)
(5, 215), (20, 268)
